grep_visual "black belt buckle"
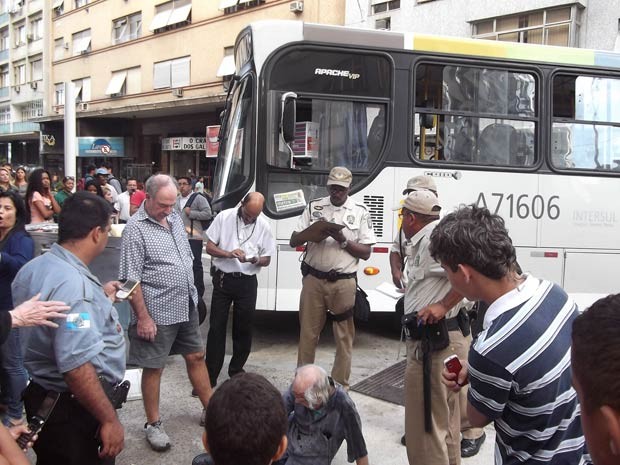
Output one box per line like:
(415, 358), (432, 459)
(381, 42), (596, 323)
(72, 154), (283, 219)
(327, 269), (338, 282)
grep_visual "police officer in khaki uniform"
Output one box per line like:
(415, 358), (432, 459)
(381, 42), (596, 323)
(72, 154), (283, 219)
(399, 190), (477, 465)
(290, 167), (376, 389)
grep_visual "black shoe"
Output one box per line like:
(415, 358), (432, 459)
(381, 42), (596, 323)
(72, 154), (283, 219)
(461, 432), (486, 458)
(400, 434), (406, 446)
(192, 453), (215, 465)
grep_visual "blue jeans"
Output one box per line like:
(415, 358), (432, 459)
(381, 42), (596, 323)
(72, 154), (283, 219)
(0, 328), (28, 423)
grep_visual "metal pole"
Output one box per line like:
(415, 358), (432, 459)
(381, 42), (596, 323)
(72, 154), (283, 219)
(63, 82), (77, 179)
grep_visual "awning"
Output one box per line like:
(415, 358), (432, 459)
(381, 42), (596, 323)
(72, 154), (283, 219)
(52, 0), (63, 9)
(72, 82), (82, 99)
(105, 71), (127, 95)
(148, 6), (172, 31)
(167, 3), (192, 27)
(73, 36), (91, 54)
(216, 55), (235, 77)
(219, 0), (238, 9)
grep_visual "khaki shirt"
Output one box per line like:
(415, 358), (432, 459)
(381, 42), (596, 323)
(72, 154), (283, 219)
(404, 220), (458, 318)
(295, 196), (376, 274)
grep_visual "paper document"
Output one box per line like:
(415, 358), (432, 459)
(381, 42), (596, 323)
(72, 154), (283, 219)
(376, 282), (405, 300)
(294, 221), (345, 243)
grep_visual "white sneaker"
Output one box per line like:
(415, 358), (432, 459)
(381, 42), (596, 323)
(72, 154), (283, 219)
(145, 419), (171, 452)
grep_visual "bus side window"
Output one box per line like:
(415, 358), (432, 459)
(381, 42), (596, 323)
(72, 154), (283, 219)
(478, 123), (519, 166)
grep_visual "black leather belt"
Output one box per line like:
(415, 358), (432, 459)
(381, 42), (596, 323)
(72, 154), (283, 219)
(301, 262), (356, 282)
(215, 269), (253, 279)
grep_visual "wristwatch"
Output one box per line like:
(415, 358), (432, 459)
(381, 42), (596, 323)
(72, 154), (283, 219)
(340, 240), (348, 249)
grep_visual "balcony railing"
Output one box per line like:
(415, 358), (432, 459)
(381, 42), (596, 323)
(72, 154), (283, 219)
(0, 121), (40, 134)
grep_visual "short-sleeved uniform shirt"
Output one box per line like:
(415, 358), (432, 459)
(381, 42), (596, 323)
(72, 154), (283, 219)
(282, 385), (368, 465)
(206, 207), (276, 275)
(404, 220), (458, 318)
(294, 196), (376, 274)
(119, 204), (197, 325)
(12, 244), (126, 392)
(469, 275), (588, 465)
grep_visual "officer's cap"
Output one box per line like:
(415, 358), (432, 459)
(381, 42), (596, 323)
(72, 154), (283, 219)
(326, 167), (352, 188)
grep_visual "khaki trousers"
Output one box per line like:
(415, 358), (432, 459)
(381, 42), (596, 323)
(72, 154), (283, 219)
(297, 274), (356, 388)
(405, 331), (463, 465)
(452, 333), (485, 441)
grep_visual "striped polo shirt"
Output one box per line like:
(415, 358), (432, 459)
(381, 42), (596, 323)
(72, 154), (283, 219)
(468, 275), (590, 465)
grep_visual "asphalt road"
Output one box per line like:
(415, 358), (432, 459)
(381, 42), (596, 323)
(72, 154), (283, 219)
(109, 263), (495, 465)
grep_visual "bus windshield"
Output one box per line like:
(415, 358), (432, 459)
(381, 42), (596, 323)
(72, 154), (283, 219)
(213, 76), (253, 201)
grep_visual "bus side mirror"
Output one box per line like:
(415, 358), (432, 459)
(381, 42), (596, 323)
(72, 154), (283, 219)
(280, 92), (298, 144)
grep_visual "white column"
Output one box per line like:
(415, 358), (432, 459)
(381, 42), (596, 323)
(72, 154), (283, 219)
(63, 82), (77, 178)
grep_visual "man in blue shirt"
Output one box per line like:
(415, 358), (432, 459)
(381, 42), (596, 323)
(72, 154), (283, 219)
(433, 205), (588, 465)
(12, 192), (126, 465)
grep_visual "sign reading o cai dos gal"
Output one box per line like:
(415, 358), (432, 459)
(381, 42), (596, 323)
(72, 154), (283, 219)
(77, 137), (125, 157)
(162, 137), (206, 152)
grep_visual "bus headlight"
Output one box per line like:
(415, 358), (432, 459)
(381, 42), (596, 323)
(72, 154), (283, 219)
(363, 267), (380, 276)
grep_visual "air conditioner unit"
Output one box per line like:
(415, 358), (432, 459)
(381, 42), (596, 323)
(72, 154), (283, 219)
(26, 33), (33, 42)
(80, 49), (89, 55)
(110, 93), (122, 98)
(289, 1), (303, 13)
(30, 81), (37, 90)
(77, 102), (88, 111)
(63, 42), (69, 50)
(13, 85), (20, 93)
(172, 88), (183, 97)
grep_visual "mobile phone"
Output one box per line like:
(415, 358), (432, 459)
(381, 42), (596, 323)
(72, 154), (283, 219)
(443, 355), (462, 377)
(116, 279), (139, 300)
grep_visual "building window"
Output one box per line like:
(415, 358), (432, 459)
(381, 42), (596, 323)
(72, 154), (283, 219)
(75, 0), (88, 8)
(375, 17), (391, 30)
(0, 106), (10, 125)
(148, 0), (191, 33)
(72, 29), (91, 56)
(71, 77), (90, 102)
(22, 100), (43, 119)
(30, 16), (43, 40)
(153, 56), (190, 89)
(473, 6), (579, 47)
(0, 28), (8, 51)
(113, 12), (142, 45)
(105, 66), (140, 96)
(14, 22), (26, 47)
(0, 65), (8, 88)
(54, 38), (66, 61)
(52, 0), (64, 16)
(371, 0), (399, 15)
(13, 62), (25, 85)
(30, 57), (42, 81)
(54, 83), (64, 106)
(220, 0), (265, 14)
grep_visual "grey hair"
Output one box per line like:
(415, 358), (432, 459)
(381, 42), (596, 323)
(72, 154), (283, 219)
(145, 174), (178, 197)
(296, 365), (331, 409)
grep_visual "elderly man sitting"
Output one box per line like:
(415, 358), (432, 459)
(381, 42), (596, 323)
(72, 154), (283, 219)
(276, 364), (369, 465)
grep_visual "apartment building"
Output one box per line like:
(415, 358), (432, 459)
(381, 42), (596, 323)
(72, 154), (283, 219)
(24, 0), (343, 185)
(0, 0), (46, 168)
(346, 0), (620, 51)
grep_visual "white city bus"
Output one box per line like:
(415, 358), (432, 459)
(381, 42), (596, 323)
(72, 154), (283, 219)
(212, 20), (620, 320)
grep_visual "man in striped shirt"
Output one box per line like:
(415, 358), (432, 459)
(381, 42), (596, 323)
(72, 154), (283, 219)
(430, 205), (589, 465)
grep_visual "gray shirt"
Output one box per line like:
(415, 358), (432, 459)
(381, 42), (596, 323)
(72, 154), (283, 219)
(12, 244), (126, 392)
(175, 192), (212, 240)
(282, 385), (368, 465)
(119, 204), (197, 325)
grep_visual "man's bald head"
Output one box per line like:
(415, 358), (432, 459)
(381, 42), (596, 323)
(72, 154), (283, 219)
(239, 192), (265, 224)
(292, 364), (331, 410)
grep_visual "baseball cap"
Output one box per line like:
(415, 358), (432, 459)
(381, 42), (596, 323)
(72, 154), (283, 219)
(95, 168), (109, 176)
(402, 175), (437, 195)
(394, 190), (441, 216)
(326, 166), (352, 188)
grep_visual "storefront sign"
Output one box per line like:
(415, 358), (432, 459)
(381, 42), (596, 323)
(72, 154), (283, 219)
(77, 137), (125, 157)
(162, 137), (206, 151)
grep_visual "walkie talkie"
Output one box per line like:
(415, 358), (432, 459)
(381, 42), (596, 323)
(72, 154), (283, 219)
(17, 391), (60, 449)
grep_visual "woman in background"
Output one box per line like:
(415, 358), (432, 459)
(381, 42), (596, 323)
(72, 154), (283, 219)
(13, 169), (27, 200)
(85, 179), (103, 197)
(54, 176), (74, 209)
(0, 190), (33, 428)
(25, 169), (60, 224)
(0, 168), (14, 194)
